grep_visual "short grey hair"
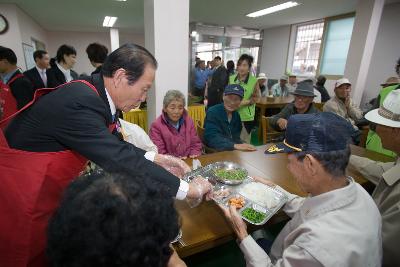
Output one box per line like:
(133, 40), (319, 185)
(163, 90), (186, 108)
(293, 146), (350, 178)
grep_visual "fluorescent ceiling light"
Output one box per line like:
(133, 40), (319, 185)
(115, 0), (127, 1)
(103, 16), (118, 27)
(246, 1), (299, 18)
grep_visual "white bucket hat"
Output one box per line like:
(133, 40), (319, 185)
(365, 90), (400, 128)
(257, 73), (267, 80)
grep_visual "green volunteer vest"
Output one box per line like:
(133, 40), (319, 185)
(366, 84), (399, 157)
(229, 74), (258, 122)
(379, 84), (399, 105)
(366, 130), (397, 158)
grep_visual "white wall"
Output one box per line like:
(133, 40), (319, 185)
(145, 0), (189, 123)
(259, 25), (291, 79)
(120, 32), (145, 46)
(0, 4), (24, 70)
(361, 2), (400, 106)
(0, 4), (145, 75)
(15, 6), (48, 50)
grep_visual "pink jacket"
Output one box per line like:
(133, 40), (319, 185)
(149, 111), (202, 158)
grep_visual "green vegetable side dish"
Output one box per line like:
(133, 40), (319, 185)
(241, 208), (266, 224)
(214, 168), (247, 181)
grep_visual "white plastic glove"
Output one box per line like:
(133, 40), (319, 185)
(186, 176), (212, 208)
(154, 154), (191, 178)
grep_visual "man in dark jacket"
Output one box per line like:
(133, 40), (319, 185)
(5, 44), (210, 200)
(204, 84), (256, 151)
(314, 75), (331, 102)
(86, 43), (108, 75)
(206, 56), (228, 107)
(0, 46), (34, 109)
(270, 81), (319, 132)
(24, 50), (54, 90)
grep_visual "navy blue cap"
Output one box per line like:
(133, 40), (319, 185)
(265, 112), (354, 154)
(224, 84), (244, 99)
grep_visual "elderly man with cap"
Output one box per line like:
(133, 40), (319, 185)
(350, 90), (400, 267)
(219, 112), (382, 267)
(270, 81), (319, 132)
(204, 84), (256, 152)
(271, 75), (289, 97)
(257, 73), (268, 96)
(287, 74), (297, 93)
(365, 58), (400, 157)
(323, 78), (363, 130)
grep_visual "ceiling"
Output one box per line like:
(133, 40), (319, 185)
(0, 0), (398, 33)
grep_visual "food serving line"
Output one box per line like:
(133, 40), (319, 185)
(173, 144), (394, 258)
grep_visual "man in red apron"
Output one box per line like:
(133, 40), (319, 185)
(0, 43), (211, 267)
(0, 46), (34, 120)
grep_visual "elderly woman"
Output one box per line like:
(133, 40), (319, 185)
(150, 90), (202, 159)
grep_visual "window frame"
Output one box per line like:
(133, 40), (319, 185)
(287, 19), (325, 78)
(316, 12), (356, 80)
(287, 12), (356, 79)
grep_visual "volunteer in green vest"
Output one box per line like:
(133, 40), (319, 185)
(229, 54), (260, 143)
(366, 58), (400, 157)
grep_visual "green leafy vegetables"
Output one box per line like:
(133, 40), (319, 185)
(241, 208), (266, 224)
(214, 168), (247, 181)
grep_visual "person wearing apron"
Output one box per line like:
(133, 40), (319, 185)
(0, 43), (211, 267)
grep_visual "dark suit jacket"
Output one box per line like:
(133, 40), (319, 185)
(47, 64), (79, 87)
(207, 65), (228, 107)
(24, 67), (54, 90)
(8, 70), (34, 109)
(5, 74), (180, 196)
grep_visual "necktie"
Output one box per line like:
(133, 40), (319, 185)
(41, 70), (47, 87)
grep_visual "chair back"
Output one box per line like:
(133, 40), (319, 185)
(195, 120), (216, 153)
(123, 109), (148, 132)
(188, 105), (206, 128)
(261, 116), (282, 144)
(314, 102), (324, 111)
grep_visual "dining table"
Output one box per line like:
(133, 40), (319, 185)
(174, 144), (394, 258)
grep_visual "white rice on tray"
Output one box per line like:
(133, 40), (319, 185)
(239, 182), (280, 209)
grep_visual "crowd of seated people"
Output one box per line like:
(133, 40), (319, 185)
(1, 40), (399, 267)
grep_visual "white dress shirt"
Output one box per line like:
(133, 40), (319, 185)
(56, 62), (73, 82)
(36, 66), (47, 87)
(239, 178), (382, 267)
(104, 88), (189, 200)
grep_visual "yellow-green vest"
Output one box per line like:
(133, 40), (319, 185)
(229, 74), (257, 122)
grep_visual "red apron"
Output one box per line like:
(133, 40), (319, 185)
(0, 80), (114, 267)
(0, 73), (24, 125)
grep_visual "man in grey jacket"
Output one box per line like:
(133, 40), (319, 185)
(220, 112), (382, 267)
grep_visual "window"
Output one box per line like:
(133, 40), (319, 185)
(319, 16), (355, 76)
(290, 22), (324, 77)
(287, 14), (355, 78)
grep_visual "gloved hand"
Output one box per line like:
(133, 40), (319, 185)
(186, 176), (212, 208)
(154, 154), (191, 178)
